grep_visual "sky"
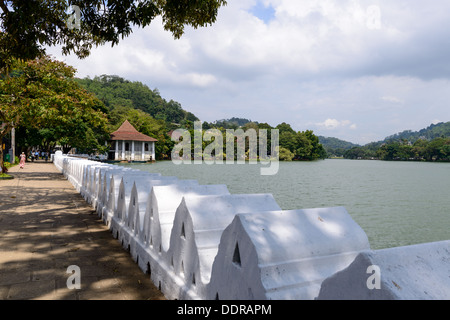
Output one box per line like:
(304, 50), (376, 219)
(47, 0), (450, 145)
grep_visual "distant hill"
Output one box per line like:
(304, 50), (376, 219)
(319, 122), (450, 156)
(318, 136), (360, 157)
(75, 75), (198, 125)
(208, 117), (256, 129)
(382, 121), (450, 144)
(342, 121), (450, 161)
(193, 114), (450, 159)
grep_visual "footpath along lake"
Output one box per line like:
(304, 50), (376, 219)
(120, 159), (450, 250)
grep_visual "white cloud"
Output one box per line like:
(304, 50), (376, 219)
(46, 0), (450, 145)
(381, 96), (404, 104)
(183, 73), (218, 88)
(316, 119), (356, 130)
(431, 119), (443, 125)
(317, 119), (339, 130)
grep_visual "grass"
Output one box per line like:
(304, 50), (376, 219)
(1, 160), (17, 179)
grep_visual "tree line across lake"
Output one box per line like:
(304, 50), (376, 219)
(344, 137), (450, 162)
(2, 1), (449, 171)
(2, 57), (448, 165)
(324, 122), (450, 162)
(1, 57), (326, 163)
(75, 74), (327, 161)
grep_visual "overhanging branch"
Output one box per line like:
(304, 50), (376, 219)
(0, 0), (9, 14)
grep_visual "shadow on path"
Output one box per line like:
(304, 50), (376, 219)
(0, 162), (165, 300)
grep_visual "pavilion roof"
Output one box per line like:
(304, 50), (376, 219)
(110, 120), (158, 142)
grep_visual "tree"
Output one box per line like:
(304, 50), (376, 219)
(440, 142), (450, 160)
(75, 75), (198, 124)
(294, 132), (314, 160)
(304, 130), (327, 160)
(0, 56), (109, 168)
(345, 146), (368, 160)
(0, 0), (227, 70)
(277, 127), (326, 161)
(279, 130), (297, 154)
(276, 122), (296, 134)
(427, 137), (447, 161)
(412, 139), (428, 160)
(278, 147), (294, 161)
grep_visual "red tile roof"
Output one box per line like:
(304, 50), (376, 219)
(110, 120), (158, 142)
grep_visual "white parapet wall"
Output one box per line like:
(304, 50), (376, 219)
(206, 207), (371, 300)
(109, 174), (184, 241)
(163, 193), (282, 300)
(118, 178), (199, 256)
(134, 184), (230, 276)
(316, 240), (450, 300)
(52, 152), (450, 300)
(97, 167), (140, 218)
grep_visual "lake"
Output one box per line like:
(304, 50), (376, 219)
(120, 159), (450, 250)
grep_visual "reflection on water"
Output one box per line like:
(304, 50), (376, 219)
(120, 159), (450, 250)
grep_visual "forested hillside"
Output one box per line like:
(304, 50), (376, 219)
(344, 122), (450, 161)
(72, 75), (450, 162)
(206, 117), (255, 129)
(383, 122), (450, 143)
(75, 75), (202, 159)
(74, 77), (327, 161)
(318, 136), (360, 157)
(75, 75), (198, 126)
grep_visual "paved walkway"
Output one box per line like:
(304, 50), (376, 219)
(0, 161), (165, 300)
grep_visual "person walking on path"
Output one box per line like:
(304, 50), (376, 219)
(19, 152), (26, 169)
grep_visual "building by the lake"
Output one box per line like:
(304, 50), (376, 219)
(108, 120), (157, 162)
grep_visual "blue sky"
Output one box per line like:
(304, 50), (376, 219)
(249, 1), (276, 23)
(48, 0), (450, 145)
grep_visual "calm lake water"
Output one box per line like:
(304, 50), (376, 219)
(120, 159), (450, 250)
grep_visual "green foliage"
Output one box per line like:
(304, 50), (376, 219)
(0, 0), (227, 69)
(108, 106), (173, 160)
(208, 117), (254, 129)
(0, 1), (74, 68)
(343, 122), (450, 162)
(383, 122), (450, 143)
(201, 121), (326, 161)
(75, 74), (202, 159)
(344, 146), (370, 160)
(319, 136), (360, 157)
(275, 124), (326, 160)
(276, 122), (296, 134)
(75, 75), (198, 125)
(0, 56), (109, 161)
(373, 137), (450, 161)
(278, 147), (294, 161)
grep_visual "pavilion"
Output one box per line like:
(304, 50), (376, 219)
(108, 120), (157, 162)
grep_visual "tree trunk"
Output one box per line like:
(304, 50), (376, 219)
(0, 147), (5, 173)
(0, 125), (12, 172)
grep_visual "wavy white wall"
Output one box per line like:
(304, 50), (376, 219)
(53, 152), (450, 300)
